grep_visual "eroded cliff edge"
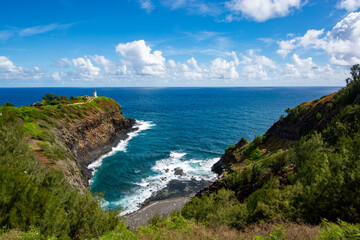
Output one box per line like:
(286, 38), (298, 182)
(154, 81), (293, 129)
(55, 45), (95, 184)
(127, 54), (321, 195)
(16, 97), (135, 192)
(54, 98), (135, 184)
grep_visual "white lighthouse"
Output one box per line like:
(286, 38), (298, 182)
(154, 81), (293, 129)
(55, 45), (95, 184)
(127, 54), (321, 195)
(94, 88), (97, 98)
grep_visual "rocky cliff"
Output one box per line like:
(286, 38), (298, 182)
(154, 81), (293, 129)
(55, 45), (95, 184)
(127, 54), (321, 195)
(54, 98), (135, 185)
(19, 97), (135, 192)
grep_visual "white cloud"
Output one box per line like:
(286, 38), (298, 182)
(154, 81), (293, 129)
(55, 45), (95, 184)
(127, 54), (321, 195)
(115, 40), (166, 76)
(54, 58), (71, 68)
(91, 55), (117, 73)
(160, 0), (223, 16)
(225, 0), (302, 22)
(187, 57), (202, 71)
(52, 71), (61, 81)
(0, 56), (43, 80)
(138, 0), (154, 12)
(337, 0), (360, 11)
(72, 57), (100, 79)
(52, 55), (128, 81)
(283, 54), (348, 82)
(210, 57), (239, 79)
(238, 50), (277, 81)
(277, 12), (360, 66)
(209, 52), (240, 79)
(0, 23), (73, 41)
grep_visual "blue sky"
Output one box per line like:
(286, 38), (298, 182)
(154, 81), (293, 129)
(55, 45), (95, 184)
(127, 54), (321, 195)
(1, 0), (360, 87)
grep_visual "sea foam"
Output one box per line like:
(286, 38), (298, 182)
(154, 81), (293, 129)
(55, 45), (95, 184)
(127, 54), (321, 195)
(88, 120), (155, 184)
(108, 151), (219, 215)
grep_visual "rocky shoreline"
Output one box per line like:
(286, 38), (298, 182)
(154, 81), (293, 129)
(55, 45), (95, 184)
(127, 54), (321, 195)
(124, 162), (222, 228)
(82, 118), (137, 183)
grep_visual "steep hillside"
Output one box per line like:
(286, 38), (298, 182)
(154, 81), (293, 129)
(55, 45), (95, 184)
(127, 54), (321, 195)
(184, 65), (360, 230)
(0, 95), (137, 239)
(2, 96), (135, 190)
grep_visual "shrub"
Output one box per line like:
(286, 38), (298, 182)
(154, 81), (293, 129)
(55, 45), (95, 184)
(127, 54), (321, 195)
(182, 189), (248, 229)
(318, 220), (360, 240)
(316, 112), (322, 121)
(249, 148), (262, 161)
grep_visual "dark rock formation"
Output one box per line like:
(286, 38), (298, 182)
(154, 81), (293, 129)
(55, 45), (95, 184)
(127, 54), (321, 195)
(174, 167), (185, 176)
(52, 98), (136, 187)
(211, 137), (248, 176)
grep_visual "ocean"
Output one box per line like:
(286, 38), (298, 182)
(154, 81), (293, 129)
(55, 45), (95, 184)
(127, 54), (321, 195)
(0, 87), (340, 214)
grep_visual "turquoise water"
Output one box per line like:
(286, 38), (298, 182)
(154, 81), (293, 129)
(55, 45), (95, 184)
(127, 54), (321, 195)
(0, 87), (340, 214)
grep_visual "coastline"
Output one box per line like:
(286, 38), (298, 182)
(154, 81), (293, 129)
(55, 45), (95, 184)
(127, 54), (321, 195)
(83, 118), (137, 184)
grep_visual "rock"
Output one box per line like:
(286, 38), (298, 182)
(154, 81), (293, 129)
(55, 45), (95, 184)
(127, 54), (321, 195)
(174, 167), (184, 176)
(165, 169), (169, 173)
(53, 98), (136, 188)
(30, 101), (45, 107)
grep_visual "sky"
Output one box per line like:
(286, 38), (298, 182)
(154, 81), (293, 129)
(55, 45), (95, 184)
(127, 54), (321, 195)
(0, 0), (360, 87)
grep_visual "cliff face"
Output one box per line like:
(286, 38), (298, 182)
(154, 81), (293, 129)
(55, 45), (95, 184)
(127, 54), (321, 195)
(53, 98), (135, 185)
(20, 97), (135, 192)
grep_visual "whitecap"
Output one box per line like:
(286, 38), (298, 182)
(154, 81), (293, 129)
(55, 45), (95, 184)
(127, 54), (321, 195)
(112, 151), (220, 216)
(88, 120), (155, 184)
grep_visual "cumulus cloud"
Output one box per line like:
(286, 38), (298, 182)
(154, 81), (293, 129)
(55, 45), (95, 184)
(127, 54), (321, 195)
(91, 55), (117, 72)
(277, 12), (360, 66)
(71, 57), (101, 79)
(209, 52), (241, 79)
(52, 55), (128, 81)
(210, 57), (239, 79)
(337, 0), (360, 11)
(54, 58), (71, 68)
(283, 54), (348, 82)
(238, 50), (277, 81)
(116, 40), (166, 76)
(225, 0), (302, 22)
(0, 56), (43, 80)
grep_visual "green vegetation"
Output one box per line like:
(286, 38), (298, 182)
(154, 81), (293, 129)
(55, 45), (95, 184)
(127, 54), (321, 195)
(180, 65), (360, 238)
(1, 65), (360, 239)
(182, 105), (360, 227)
(0, 107), (121, 239)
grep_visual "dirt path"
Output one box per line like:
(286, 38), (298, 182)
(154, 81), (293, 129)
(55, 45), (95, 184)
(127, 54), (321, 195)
(67, 97), (95, 106)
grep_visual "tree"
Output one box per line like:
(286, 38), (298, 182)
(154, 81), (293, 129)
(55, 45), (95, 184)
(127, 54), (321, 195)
(58, 95), (68, 101)
(43, 93), (55, 102)
(350, 64), (360, 82)
(346, 64), (360, 85)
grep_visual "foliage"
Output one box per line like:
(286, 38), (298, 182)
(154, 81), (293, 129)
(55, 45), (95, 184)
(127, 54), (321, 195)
(318, 220), (360, 240)
(182, 75), (360, 230)
(316, 112), (322, 120)
(249, 148), (262, 161)
(0, 108), (121, 239)
(182, 189), (247, 229)
(254, 225), (287, 240)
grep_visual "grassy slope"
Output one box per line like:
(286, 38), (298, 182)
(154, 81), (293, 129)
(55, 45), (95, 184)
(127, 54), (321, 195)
(180, 76), (360, 237)
(0, 97), (126, 239)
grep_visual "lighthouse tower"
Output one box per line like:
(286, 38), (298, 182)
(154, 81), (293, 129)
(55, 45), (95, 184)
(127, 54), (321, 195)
(94, 89), (97, 98)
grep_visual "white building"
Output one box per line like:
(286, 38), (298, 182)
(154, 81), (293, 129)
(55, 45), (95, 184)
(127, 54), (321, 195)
(94, 89), (97, 98)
